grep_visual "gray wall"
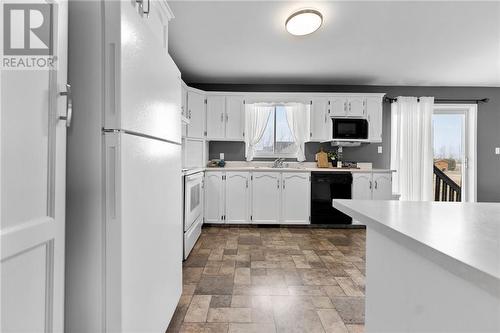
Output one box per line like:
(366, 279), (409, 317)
(197, 84), (500, 202)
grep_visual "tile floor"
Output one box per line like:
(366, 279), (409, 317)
(167, 226), (366, 333)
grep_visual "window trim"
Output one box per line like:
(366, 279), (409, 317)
(253, 104), (301, 159)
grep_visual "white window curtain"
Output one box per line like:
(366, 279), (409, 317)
(284, 103), (309, 162)
(244, 103), (273, 161)
(390, 96), (434, 201)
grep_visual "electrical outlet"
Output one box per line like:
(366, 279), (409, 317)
(220, 153), (225, 160)
(378, 146), (383, 154)
(495, 147), (500, 155)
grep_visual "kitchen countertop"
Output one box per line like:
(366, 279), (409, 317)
(333, 199), (500, 296)
(204, 167), (394, 173)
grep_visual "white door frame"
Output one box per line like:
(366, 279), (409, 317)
(433, 104), (477, 202)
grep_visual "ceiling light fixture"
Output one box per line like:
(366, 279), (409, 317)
(285, 9), (323, 36)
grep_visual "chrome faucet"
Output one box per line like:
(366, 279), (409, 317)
(272, 158), (285, 168)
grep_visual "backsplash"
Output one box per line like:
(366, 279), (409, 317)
(208, 141), (388, 169)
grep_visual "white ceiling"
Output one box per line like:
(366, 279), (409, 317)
(168, 1), (500, 86)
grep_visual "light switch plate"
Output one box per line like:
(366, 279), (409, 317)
(495, 147), (500, 155)
(220, 153), (225, 160)
(378, 146), (383, 154)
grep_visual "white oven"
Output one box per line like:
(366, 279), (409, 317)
(183, 171), (204, 259)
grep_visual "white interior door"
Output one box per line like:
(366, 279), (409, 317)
(1, 1), (68, 332)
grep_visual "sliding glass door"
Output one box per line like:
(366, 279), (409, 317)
(432, 104), (477, 202)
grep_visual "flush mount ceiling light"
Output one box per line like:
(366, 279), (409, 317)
(285, 9), (323, 36)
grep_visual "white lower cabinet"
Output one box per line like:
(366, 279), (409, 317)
(204, 171), (311, 225)
(281, 173), (310, 224)
(251, 172), (281, 224)
(372, 172), (392, 200)
(352, 172), (392, 200)
(204, 172), (224, 223)
(225, 172), (250, 224)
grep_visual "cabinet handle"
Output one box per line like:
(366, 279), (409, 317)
(375, 181), (378, 189)
(349, 102), (352, 112)
(225, 113), (228, 122)
(324, 114), (327, 123)
(220, 113), (224, 122)
(369, 181), (372, 189)
(344, 102), (347, 112)
(136, 0), (150, 16)
(283, 179), (286, 189)
(277, 179), (280, 189)
(246, 179), (248, 188)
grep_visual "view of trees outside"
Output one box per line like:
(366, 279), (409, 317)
(433, 113), (464, 186)
(254, 106), (296, 155)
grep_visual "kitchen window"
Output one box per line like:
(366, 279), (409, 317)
(253, 105), (298, 158)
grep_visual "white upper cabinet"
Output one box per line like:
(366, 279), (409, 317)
(206, 95), (245, 141)
(145, 0), (173, 51)
(352, 173), (373, 200)
(310, 98), (329, 142)
(186, 91), (206, 139)
(251, 173), (281, 224)
(181, 84), (188, 120)
(372, 172), (392, 200)
(347, 97), (366, 117)
(206, 95), (226, 139)
(204, 172), (224, 224)
(330, 97), (347, 117)
(281, 173), (310, 224)
(367, 96), (383, 143)
(225, 172), (250, 224)
(225, 96), (245, 141)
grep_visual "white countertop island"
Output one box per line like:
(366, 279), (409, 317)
(333, 200), (500, 333)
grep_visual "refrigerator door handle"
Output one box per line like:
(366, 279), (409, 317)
(59, 84), (73, 127)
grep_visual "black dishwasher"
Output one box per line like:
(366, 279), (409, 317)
(311, 172), (353, 224)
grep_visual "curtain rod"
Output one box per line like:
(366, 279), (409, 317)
(384, 97), (489, 104)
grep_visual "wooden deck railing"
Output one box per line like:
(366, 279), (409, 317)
(433, 165), (461, 201)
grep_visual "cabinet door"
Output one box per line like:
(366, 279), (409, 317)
(183, 139), (205, 169)
(348, 97), (366, 117)
(330, 97), (347, 117)
(251, 172), (280, 224)
(310, 98), (329, 141)
(206, 95), (226, 139)
(367, 97), (383, 143)
(225, 96), (245, 141)
(181, 85), (188, 119)
(352, 173), (373, 200)
(372, 173), (392, 200)
(281, 173), (310, 224)
(225, 172), (250, 223)
(204, 172), (224, 223)
(187, 91), (205, 138)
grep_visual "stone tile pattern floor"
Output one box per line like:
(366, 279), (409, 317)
(167, 226), (366, 333)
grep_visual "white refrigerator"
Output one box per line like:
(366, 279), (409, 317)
(66, 1), (182, 332)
